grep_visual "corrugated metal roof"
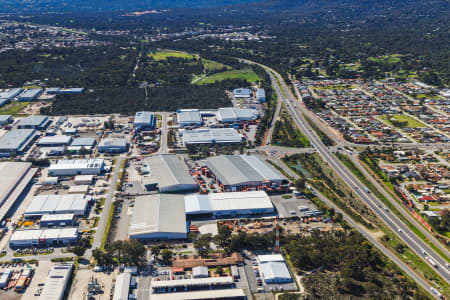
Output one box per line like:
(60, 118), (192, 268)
(0, 162), (31, 205)
(113, 272), (131, 300)
(38, 135), (72, 145)
(260, 262), (291, 281)
(70, 137), (96, 147)
(25, 194), (88, 215)
(177, 109), (202, 124)
(184, 194), (211, 214)
(182, 128), (241, 145)
(143, 155), (196, 191)
(134, 111), (155, 127)
(129, 194), (186, 238)
(17, 115), (48, 127)
(206, 155), (285, 186)
(0, 129), (37, 152)
(40, 264), (73, 300)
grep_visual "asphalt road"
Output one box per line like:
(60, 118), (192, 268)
(90, 156), (125, 251)
(273, 68), (450, 283)
(240, 58), (449, 296)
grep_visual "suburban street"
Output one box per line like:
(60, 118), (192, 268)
(240, 58), (450, 296)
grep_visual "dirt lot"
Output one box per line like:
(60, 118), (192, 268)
(69, 267), (116, 300)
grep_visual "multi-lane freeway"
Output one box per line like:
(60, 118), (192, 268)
(240, 58), (450, 296)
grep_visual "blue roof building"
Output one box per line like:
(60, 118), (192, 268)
(134, 111), (156, 130)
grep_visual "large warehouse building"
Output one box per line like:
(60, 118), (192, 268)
(0, 162), (35, 222)
(142, 154), (197, 193)
(18, 88), (43, 101)
(185, 191), (275, 218)
(206, 155), (287, 191)
(40, 264), (73, 300)
(38, 135), (73, 147)
(134, 111), (156, 131)
(0, 129), (38, 156)
(129, 194), (187, 240)
(182, 128), (242, 146)
(216, 108), (259, 123)
(233, 88), (251, 98)
(17, 115), (50, 130)
(177, 109), (203, 127)
(24, 194), (89, 217)
(9, 228), (78, 248)
(49, 159), (104, 176)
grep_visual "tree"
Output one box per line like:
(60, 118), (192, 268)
(294, 179), (305, 191)
(151, 245), (161, 259)
(161, 249), (173, 265)
(215, 225), (232, 249)
(194, 234), (212, 257)
(216, 265), (224, 276)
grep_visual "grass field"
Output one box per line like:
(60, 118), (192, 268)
(202, 59), (230, 72)
(148, 50), (196, 61)
(368, 54), (402, 64)
(195, 68), (261, 85)
(381, 114), (425, 128)
(0, 101), (30, 116)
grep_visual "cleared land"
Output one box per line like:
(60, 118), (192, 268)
(381, 114), (426, 128)
(195, 68), (261, 85)
(368, 54), (402, 64)
(0, 101), (30, 116)
(148, 50), (196, 61)
(202, 59), (230, 72)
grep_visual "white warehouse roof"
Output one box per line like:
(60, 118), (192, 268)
(206, 155), (286, 186)
(129, 194), (187, 240)
(259, 261), (292, 283)
(216, 107), (259, 123)
(142, 154), (197, 193)
(49, 159), (104, 176)
(182, 128), (242, 145)
(38, 135), (72, 146)
(258, 254), (285, 263)
(185, 191), (274, 216)
(25, 194), (89, 216)
(113, 272), (131, 300)
(177, 109), (202, 126)
(40, 264), (73, 300)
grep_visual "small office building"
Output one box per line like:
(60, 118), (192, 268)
(98, 138), (128, 153)
(233, 88), (251, 98)
(134, 111), (156, 131)
(40, 214), (75, 227)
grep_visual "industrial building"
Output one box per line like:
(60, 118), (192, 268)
(40, 264), (73, 300)
(40, 214), (75, 227)
(58, 88), (85, 94)
(17, 115), (51, 130)
(9, 228), (78, 248)
(38, 135), (73, 147)
(46, 87), (61, 94)
(129, 194), (187, 240)
(182, 128), (242, 146)
(113, 271), (131, 300)
(233, 88), (251, 98)
(256, 88), (266, 102)
(192, 266), (209, 278)
(68, 185), (89, 194)
(70, 137), (96, 148)
(74, 175), (94, 185)
(149, 289), (246, 300)
(142, 154), (197, 193)
(185, 191), (274, 218)
(134, 111), (156, 131)
(0, 269), (12, 288)
(18, 88), (43, 101)
(98, 138), (128, 153)
(0, 88), (22, 101)
(206, 155), (287, 191)
(0, 129), (38, 156)
(216, 107), (259, 123)
(24, 194), (90, 217)
(258, 254), (292, 284)
(0, 115), (12, 126)
(151, 277), (236, 294)
(49, 159), (104, 176)
(177, 109), (203, 127)
(0, 162), (34, 222)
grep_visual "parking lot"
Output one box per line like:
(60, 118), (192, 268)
(271, 193), (318, 218)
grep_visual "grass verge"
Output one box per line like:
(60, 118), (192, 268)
(100, 201), (116, 250)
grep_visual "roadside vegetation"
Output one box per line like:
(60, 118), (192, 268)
(284, 230), (431, 299)
(0, 101), (30, 116)
(303, 114), (336, 146)
(282, 153), (379, 229)
(271, 106), (310, 148)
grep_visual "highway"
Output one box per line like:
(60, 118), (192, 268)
(239, 58), (450, 295)
(270, 68), (450, 283)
